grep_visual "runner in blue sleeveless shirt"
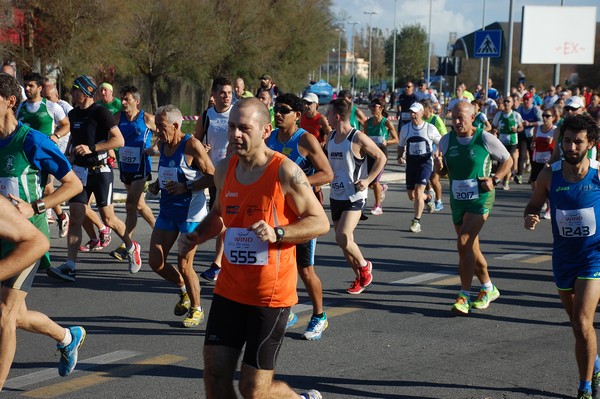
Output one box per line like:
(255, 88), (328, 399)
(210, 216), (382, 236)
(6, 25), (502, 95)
(147, 104), (214, 329)
(525, 115), (600, 399)
(109, 86), (157, 264)
(266, 92), (333, 340)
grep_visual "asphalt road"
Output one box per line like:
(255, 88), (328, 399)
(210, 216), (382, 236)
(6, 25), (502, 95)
(3, 135), (581, 399)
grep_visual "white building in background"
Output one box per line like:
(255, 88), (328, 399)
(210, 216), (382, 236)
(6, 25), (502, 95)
(320, 50), (369, 84)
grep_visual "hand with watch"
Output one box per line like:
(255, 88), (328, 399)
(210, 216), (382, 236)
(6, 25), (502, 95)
(274, 226), (285, 243)
(6, 195), (44, 219)
(249, 220), (285, 244)
(32, 199), (46, 215)
(478, 176), (501, 192)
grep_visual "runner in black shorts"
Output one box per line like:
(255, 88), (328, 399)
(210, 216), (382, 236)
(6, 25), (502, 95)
(329, 198), (367, 222)
(205, 294), (289, 370)
(46, 75), (142, 282)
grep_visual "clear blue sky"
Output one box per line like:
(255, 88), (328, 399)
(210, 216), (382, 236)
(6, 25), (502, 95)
(330, 0), (600, 56)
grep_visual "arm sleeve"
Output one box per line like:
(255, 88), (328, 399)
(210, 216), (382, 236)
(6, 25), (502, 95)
(24, 130), (72, 180)
(47, 101), (66, 123)
(492, 113), (500, 127)
(437, 134), (450, 155)
(514, 113), (524, 124)
(482, 132), (510, 162)
(427, 124), (441, 144)
(398, 125), (408, 147)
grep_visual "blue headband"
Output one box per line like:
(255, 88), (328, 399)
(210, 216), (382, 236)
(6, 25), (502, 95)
(72, 75), (97, 97)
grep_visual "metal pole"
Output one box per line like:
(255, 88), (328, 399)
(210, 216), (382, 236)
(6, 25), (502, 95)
(347, 21), (359, 95)
(504, 0), (514, 96)
(485, 57), (490, 100)
(427, 0), (432, 85)
(479, 0), (487, 84)
(326, 50), (330, 83)
(392, 0), (397, 94)
(364, 11), (377, 95)
(337, 29), (343, 91)
(553, 0), (565, 86)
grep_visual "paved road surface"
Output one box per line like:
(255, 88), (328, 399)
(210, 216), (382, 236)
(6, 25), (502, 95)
(3, 137), (578, 399)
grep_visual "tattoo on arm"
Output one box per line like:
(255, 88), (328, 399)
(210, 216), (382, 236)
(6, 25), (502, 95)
(291, 168), (310, 188)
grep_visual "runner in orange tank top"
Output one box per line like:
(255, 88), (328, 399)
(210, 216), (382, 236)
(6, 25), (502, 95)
(179, 98), (329, 399)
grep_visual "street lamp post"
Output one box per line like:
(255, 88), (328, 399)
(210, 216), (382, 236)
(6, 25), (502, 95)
(479, 0), (487, 85)
(326, 49), (330, 83)
(392, 0), (397, 95)
(426, 0), (432, 86)
(364, 11), (377, 95)
(346, 21), (359, 94)
(337, 28), (344, 92)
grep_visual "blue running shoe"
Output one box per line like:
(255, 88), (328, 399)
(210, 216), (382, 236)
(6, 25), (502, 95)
(286, 310), (298, 329)
(302, 313), (328, 340)
(58, 326), (86, 376)
(434, 200), (444, 212)
(200, 263), (221, 282)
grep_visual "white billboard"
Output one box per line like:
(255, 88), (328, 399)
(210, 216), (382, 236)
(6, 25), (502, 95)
(521, 6), (596, 64)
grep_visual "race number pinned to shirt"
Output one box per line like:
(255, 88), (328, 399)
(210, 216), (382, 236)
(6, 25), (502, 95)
(452, 179), (480, 200)
(556, 207), (596, 237)
(72, 165), (88, 186)
(408, 141), (427, 156)
(158, 166), (177, 189)
(119, 146), (141, 165)
(224, 227), (268, 265)
(0, 177), (18, 198)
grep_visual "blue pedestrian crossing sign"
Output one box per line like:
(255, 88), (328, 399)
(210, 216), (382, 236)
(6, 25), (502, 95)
(474, 30), (502, 58)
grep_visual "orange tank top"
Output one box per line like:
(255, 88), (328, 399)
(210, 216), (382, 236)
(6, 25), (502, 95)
(214, 152), (298, 307)
(300, 113), (323, 143)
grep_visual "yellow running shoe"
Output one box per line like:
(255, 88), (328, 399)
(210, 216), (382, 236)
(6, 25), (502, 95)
(174, 292), (190, 316)
(451, 293), (470, 316)
(472, 286), (500, 310)
(183, 308), (204, 328)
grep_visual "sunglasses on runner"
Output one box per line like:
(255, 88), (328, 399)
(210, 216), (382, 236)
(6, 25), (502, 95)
(542, 114), (553, 118)
(274, 106), (294, 115)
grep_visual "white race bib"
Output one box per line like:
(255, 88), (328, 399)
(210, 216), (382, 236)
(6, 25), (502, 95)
(499, 133), (511, 144)
(72, 165), (88, 186)
(224, 227), (268, 265)
(452, 179), (480, 201)
(524, 127), (534, 138)
(119, 146), (141, 165)
(533, 150), (551, 164)
(408, 141), (427, 156)
(556, 207), (596, 237)
(331, 174), (351, 197)
(158, 166), (178, 189)
(0, 176), (18, 198)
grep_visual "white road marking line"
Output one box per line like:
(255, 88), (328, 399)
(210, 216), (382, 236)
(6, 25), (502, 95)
(4, 350), (142, 390)
(494, 250), (548, 260)
(390, 272), (453, 285)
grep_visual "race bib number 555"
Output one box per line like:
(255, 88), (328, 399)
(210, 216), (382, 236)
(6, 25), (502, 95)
(224, 227), (268, 265)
